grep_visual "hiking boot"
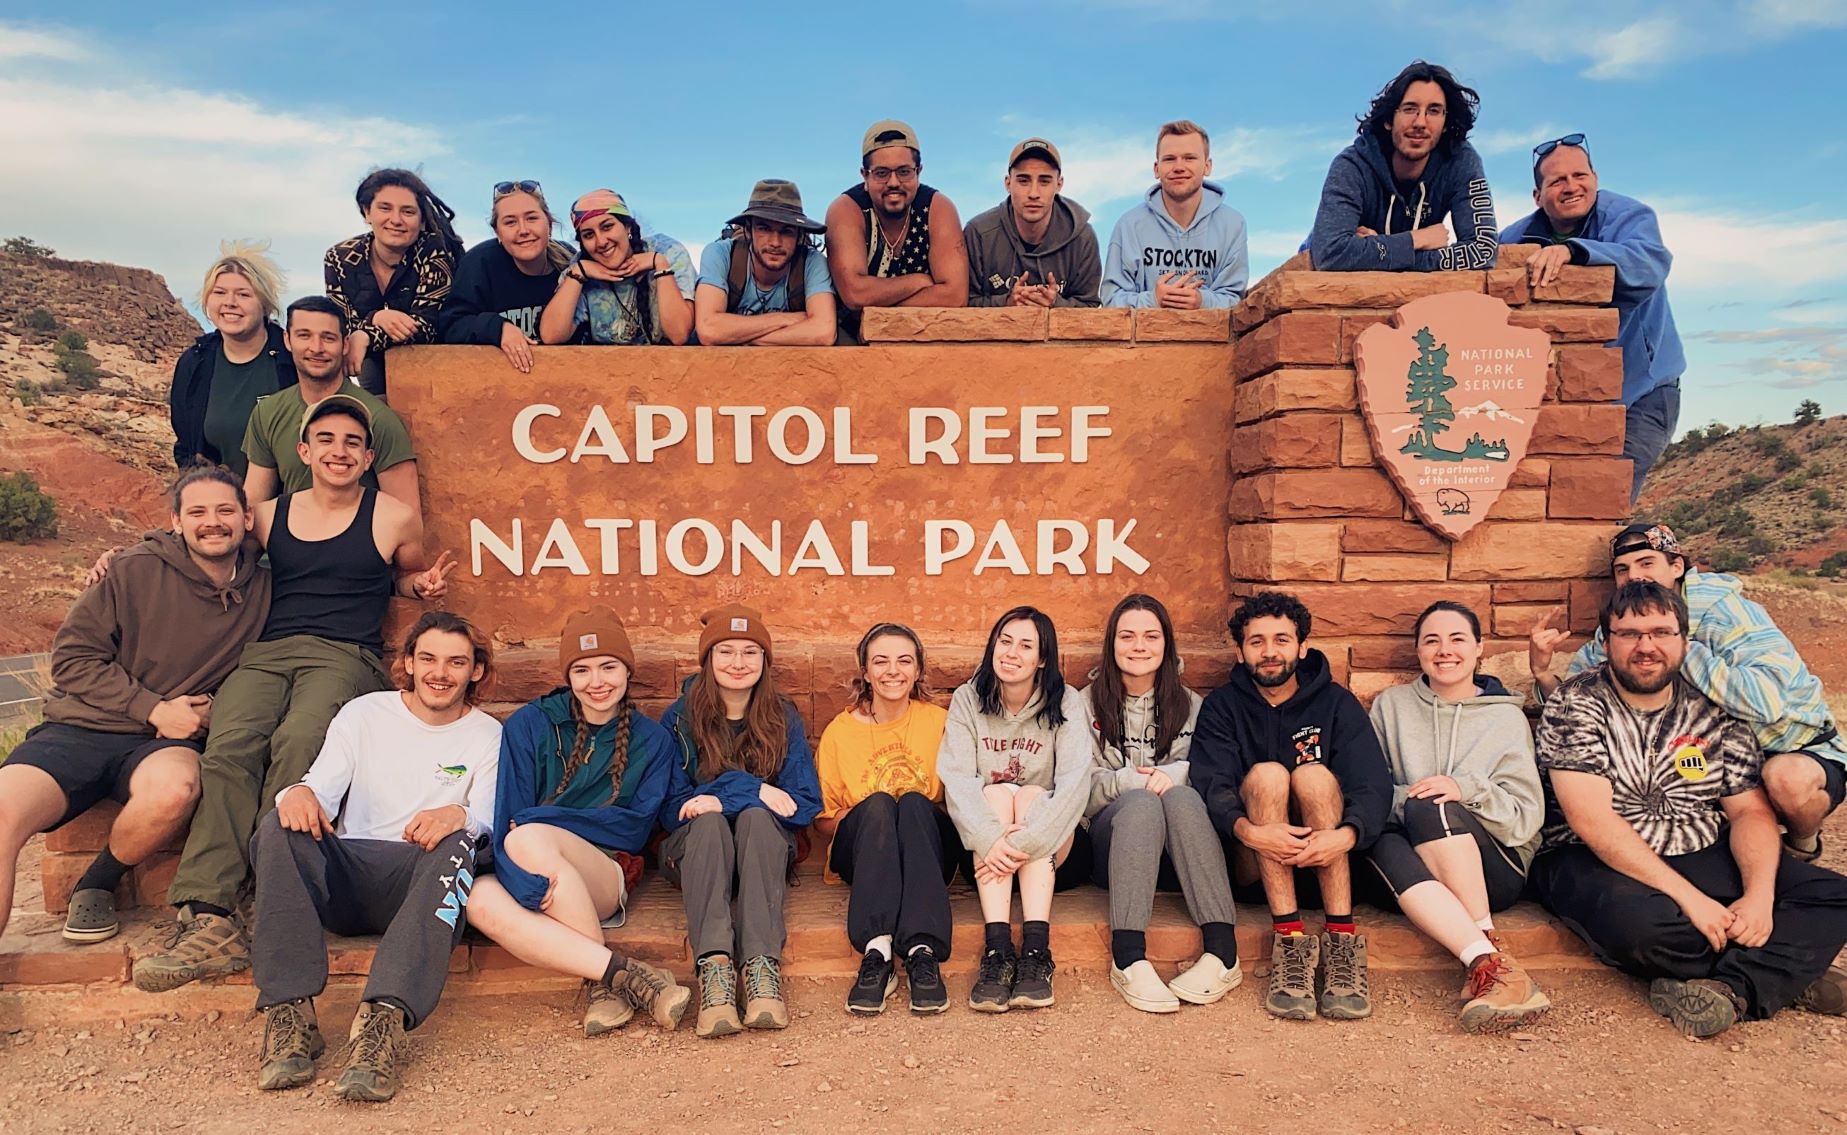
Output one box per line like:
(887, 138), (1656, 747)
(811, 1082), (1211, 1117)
(904, 947), (948, 1014)
(741, 955), (789, 1029)
(1457, 952), (1552, 1034)
(256, 999), (324, 1091)
(1009, 946), (1055, 1009)
(333, 1002), (407, 1103)
(1111, 959), (1179, 1014)
(1264, 933), (1318, 1020)
(62, 888), (120, 944)
(1795, 964), (1847, 1016)
(583, 978), (635, 1037)
(1458, 931), (1510, 1002)
(694, 955), (742, 1039)
(1168, 953), (1243, 1005)
(1648, 977), (1744, 1037)
(1318, 931), (1372, 1020)
(968, 946), (1016, 1013)
(613, 959), (691, 1030)
(131, 906), (249, 992)
(847, 949), (896, 1015)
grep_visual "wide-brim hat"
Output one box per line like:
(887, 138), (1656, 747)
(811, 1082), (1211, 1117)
(728, 179), (824, 234)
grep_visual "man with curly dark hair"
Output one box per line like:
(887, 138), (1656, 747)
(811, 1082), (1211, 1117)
(1191, 591), (1393, 1022)
(1308, 61), (1499, 273)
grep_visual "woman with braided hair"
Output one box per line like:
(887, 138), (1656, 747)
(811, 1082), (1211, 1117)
(464, 607), (690, 1038)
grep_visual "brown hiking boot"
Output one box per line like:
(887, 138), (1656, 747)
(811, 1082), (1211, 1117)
(1457, 930), (1509, 1002)
(741, 955), (789, 1029)
(694, 955), (742, 1039)
(583, 978), (634, 1037)
(1795, 964), (1847, 1016)
(1317, 930), (1372, 1020)
(1264, 933), (1318, 1020)
(1648, 978), (1744, 1037)
(131, 907), (249, 992)
(256, 999), (324, 1091)
(1458, 952), (1552, 1034)
(333, 1002), (409, 1103)
(614, 959), (691, 1030)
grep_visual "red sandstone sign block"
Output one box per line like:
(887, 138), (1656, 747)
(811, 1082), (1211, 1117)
(1354, 293), (1551, 541)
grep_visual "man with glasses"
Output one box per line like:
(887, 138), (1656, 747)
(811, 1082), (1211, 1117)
(1502, 134), (1684, 501)
(1530, 524), (1847, 863)
(825, 120), (969, 342)
(1530, 580), (1847, 1037)
(695, 179), (838, 346)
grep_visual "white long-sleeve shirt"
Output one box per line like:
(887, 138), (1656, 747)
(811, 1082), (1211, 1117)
(275, 690), (501, 841)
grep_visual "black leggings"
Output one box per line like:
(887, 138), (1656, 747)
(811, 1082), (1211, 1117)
(1363, 797), (1528, 913)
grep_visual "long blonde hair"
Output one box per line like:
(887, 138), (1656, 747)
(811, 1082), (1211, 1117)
(198, 240), (285, 320)
(489, 186), (574, 273)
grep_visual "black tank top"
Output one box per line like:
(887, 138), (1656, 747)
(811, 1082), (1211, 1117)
(844, 183), (937, 278)
(260, 489), (392, 655)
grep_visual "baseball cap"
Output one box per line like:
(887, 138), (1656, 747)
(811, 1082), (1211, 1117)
(862, 120), (920, 161)
(1008, 137), (1062, 171)
(300, 393), (375, 446)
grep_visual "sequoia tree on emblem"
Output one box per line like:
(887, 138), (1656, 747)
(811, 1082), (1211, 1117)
(1354, 292), (1551, 540)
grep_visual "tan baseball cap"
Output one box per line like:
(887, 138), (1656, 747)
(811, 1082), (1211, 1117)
(862, 120), (920, 161)
(1008, 137), (1062, 171)
(299, 392), (374, 445)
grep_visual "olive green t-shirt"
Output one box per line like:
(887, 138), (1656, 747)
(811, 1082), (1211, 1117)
(242, 379), (416, 492)
(203, 347), (281, 478)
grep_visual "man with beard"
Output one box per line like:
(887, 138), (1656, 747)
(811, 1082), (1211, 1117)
(1191, 591), (1393, 1021)
(1532, 581), (1847, 1037)
(1102, 120), (1248, 309)
(250, 611), (500, 1102)
(242, 297), (420, 521)
(964, 138), (1101, 308)
(825, 120), (968, 341)
(694, 179), (838, 346)
(0, 467), (270, 944)
(134, 393), (453, 994)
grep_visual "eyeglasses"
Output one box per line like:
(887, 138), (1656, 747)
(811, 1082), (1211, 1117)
(493, 179), (542, 198)
(866, 166), (918, 183)
(1608, 628), (1683, 645)
(1532, 134), (1588, 163)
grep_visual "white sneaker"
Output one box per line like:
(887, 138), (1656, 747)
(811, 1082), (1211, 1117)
(1167, 953), (1243, 1005)
(1110, 960), (1180, 1014)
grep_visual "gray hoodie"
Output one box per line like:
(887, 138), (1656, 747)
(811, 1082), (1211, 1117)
(1367, 675), (1544, 865)
(937, 682), (1093, 860)
(964, 196), (1102, 307)
(1079, 683), (1203, 817)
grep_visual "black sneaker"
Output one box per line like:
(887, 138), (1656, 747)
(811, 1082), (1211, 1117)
(905, 948), (948, 1014)
(1009, 947), (1055, 1009)
(968, 947), (1016, 1013)
(847, 949), (896, 1015)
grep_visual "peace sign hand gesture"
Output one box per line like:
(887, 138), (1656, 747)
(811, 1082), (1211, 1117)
(411, 549), (459, 602)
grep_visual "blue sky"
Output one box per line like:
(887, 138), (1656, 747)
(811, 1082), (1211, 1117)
(3, 1), (1844, 434)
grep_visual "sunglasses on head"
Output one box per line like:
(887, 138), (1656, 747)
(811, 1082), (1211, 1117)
(493, 179), (542, 198)
(1532, 133), (1588, 163)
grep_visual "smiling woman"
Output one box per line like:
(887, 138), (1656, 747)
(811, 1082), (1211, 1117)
(438, 183), (577, 373)
(168, 242), (296, 475)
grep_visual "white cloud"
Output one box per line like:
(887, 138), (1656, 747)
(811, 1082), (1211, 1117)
(1581, 16), (1685, 79)
(1473, 125), (1567, 156)
(1746, 0), (1847, 30)
(0, 23), (89, 62)
(1652, 205), (1847, 290)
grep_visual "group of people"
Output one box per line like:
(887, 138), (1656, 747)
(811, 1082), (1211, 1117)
(167, 59), (1686, 505)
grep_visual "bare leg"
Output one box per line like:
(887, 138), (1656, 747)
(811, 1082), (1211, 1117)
(1291, 764), (1350, 915)
(1013, 786), (1055, 922)
(0, 765), (68, 938)
(109, 747), (201, 864)
(1239, 762), (1295, 916)
(1396, 880), (1491, 962)
(1762, 753), (1833, 843)
(1415, 835), (1492, 924)
(975, 785), (1020, 924)
(465, 877), (612, 982)
(499, 823), (626, 941)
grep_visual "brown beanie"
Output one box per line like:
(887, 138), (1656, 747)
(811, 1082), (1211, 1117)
(558, 606), (636, 678)
(697, 602), (773, 662)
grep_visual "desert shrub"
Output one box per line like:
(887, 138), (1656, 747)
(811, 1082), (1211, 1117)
(12, 378), (38, 406)
(1812, 487), (1835, 510)
(0, 472), (57, 541)
(1710, 547), (1753, 573)
(1796, 400), (1823, 426)
(55, 329), (88, 353)
(1820, 552), (1847, 578)
(2, 236), (54, 258)
(21, 307), (57, 334)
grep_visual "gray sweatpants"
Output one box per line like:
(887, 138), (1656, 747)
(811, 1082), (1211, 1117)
(250, 811), (473, 1029)
(660, 808), (795, 962)
(1089, 785), (1238, 933)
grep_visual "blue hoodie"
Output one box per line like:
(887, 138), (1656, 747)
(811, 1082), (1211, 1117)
(658, 678), (822, 833)
(1308, 133), (1498, 272)
(490, 688), (675, 911)
(1501, 191), (1684, 406)
(1101, 181), (1248, 308)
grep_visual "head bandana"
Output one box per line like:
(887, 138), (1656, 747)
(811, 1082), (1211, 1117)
(570, 188), (632, 230)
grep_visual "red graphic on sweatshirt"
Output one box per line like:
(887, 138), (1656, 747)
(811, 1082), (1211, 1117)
(988, 752), (1026, 785)
(1292, 725), (1324, 766)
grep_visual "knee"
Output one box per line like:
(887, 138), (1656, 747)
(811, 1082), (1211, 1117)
(1159, 783), (1204, 814)
(252, 809), (293, 855)
(501, 823), (563, 870)
(1398, 796), (1450, 843)
(735, 806), (782, 838)
(268, 716), (329, 766)
(1240, 762), (1288, 806)
(895, 791), (935, 819)
(858, 791), (900, 825)
(1115, 788), (1164, 827)
(1761, 754), (1825, 808)
(139, 762), (202, 820)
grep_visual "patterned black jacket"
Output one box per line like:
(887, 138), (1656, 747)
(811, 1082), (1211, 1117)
(323, 230), (456, 357)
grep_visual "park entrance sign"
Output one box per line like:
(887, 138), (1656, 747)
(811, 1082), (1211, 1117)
(1354, 292), (1551, 541)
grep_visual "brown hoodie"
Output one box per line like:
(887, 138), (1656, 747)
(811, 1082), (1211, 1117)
(44, 532), (271, 734)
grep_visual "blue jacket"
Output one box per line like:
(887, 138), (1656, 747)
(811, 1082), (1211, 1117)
(1501, 191), (1684, 406)
(1309, 134), (1498, 273)
(1101, 181), (1248, 308)
(490, 689), (675, 911)
(658, 681), (821, 833)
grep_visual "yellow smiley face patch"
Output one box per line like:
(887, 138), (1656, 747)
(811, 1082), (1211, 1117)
(1671, 742), (1708, 782)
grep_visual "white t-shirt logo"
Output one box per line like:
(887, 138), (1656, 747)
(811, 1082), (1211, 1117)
(579, 633), (599, 650)
(730, 618), (749, 633)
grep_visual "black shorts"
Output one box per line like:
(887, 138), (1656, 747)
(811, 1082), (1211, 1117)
(5, 721), (201, 829)
(1796, 750), (1847, 814)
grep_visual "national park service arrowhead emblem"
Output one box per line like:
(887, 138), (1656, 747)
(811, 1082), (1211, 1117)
(1354, 292), (1550, 540)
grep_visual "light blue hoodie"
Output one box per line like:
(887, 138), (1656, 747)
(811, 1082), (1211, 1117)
(1101, 180), (1248, 308)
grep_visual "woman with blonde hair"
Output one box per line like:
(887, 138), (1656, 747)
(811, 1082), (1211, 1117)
(439, 180), (577, 373)
(169, 240), (294, 474)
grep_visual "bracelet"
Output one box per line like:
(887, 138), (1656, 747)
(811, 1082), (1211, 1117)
(652, 268), (675, 280)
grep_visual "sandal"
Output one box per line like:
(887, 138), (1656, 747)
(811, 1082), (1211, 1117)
(62, 887), (120, 944)
(1785, 833), (1824, 863)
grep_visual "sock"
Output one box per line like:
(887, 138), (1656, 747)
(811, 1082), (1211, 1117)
(866, 934), (893, 961)
(906, 942), (934, 960)
(186, 901), (231, 920)
(983, 921), (1012, 953)
(1111, 930), (1147, 969)
(1324, 912), (1356, 936)
(74, 848), (130, 894)
(1787, 830), (1821, 854)
(1022, 920), (1050, 955)
(1476, 916), (1497, 932)
(601, 950), (628, 986)
(1272, 911), (1305, 937)
(1460, 939), (1496, 968)
(1201, 922), (1238, 967)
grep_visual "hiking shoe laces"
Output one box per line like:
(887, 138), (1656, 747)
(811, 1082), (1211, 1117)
(617, 962), (670, 1011)
(262, 1001), (317, 1063)
(1278, 936), (1315, 991)
(1323, 935), (1368, 997)
(743, 955), (783, 1001)
(697, 956), (737, 1009)
(1465, 953), (1513, 1000)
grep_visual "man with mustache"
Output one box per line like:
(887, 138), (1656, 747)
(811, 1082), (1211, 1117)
(1308, 61), (1499, 273)
(694, 179), (838, 346)
(134, 377), (453, 995)
(0, 467), (270, 944)
(1191, 591), (1393, 1021)
(1532, 581), (1847, 1037)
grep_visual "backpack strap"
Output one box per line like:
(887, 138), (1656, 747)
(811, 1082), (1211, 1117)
(726, 239), (750, 314)
(785, 246), (807, 314)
